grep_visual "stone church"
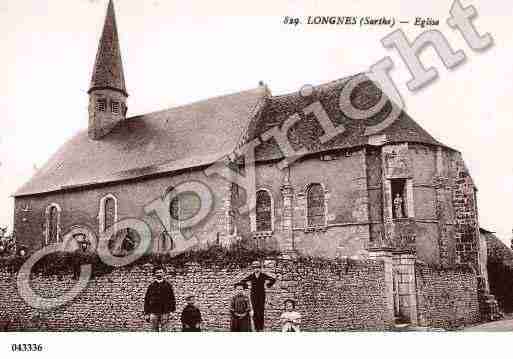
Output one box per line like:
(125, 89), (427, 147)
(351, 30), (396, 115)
(13, 1), (489, 294)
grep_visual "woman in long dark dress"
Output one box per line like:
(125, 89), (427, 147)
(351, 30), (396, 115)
(230, 282), (252, 332)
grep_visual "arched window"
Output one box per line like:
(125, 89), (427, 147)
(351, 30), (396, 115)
(169, 191), (201, 229)
(306, 183), (325, 227)
(104, 197), (116, 229)
(228, 183), (238, 236)
(48, 207), (58, 243)
(45, 203), (61, 245)
(99, 194), (118, 233)
(256, 189), (273, 232)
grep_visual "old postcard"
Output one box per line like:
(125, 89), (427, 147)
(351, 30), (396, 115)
(0, 0), (511, 358)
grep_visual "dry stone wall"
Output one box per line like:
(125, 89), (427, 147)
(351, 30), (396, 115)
(0, 258), (391, 331)
(0, 256), (484, 331)
(415, 263), (480, 329)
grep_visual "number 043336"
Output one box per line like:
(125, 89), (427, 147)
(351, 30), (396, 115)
(11, 344), (44, 352)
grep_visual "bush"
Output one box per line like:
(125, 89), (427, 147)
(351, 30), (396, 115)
(0, 244), (280, 278)
(136, 243), (280, 271)
(0, 251), (112, 278)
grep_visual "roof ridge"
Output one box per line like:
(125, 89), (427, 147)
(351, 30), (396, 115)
(269, 73), (360, 100)
(125, 87), (264, 121)
(14, 87), (267, 197)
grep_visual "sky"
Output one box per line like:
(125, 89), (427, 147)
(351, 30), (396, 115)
(0, 0), (512, 243)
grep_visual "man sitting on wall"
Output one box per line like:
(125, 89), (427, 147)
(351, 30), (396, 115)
(144, 266), (176, 332)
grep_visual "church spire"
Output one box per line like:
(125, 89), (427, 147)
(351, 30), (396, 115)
(88, 0), (128, 140)
(89, 0), (127, 96)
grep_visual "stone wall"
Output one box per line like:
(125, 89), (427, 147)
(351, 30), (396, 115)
(14, 141), (482, 272)
(0, 257), (392, 332)
(15, 145), (375, 261)
(450, 152), (481, 270)
(245, 149), (373, 258)
(14, 168), (231, 254)
(415, 263), (480, 329)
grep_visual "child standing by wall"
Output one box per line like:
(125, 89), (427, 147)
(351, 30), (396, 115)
(280, 299), (301, 332)
(181, 295), (202, 332)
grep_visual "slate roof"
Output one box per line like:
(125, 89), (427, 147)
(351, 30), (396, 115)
(15, 88), (266, 196)
(89, 0), (127, 96)
(248, 74), (447, 161)
(15, 76), (450, 197)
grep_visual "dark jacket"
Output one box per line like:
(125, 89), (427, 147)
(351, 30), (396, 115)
(144, 280), (176, 315)
(181, 304), (202, 331)
(241, 272), (276, 308)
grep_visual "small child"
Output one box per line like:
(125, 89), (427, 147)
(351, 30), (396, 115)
(280, 299), (301, 332)
(181, 295), (202, 332)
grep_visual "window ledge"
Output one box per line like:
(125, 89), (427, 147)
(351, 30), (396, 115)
(304, 226), (327, 233)
(252, 231), (273, 239)
(392, 217), (414, 222)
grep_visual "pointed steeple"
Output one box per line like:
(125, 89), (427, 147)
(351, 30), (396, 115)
(88, 0), (128, 140)
(89, 0), (127, 96)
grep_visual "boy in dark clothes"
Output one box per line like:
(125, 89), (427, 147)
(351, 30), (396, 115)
(144, 266), (176, 332)
(240, 261), (276, 331)
(181, 295), (202, 332)
(230, 282), (252, 332)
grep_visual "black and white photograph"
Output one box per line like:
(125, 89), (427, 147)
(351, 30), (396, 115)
(0, 0), (512, 357)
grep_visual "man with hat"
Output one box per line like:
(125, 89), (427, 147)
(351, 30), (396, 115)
(144, 265), (176, 332)
(240, 261), (276, 332)
(181, 295), (202, 332)
(230, 282), (252, 332)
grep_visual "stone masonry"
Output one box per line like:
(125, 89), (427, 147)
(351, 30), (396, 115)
(415, 263), (480, 328)
(0, 255), (481, 331)
(0, 257), (392, 332)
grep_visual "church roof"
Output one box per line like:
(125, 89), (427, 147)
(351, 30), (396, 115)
(89, 0), (127, 96)
(249, 74), (447, 162)
(15, 76), (450, 197)
(15, 88), (266, 196)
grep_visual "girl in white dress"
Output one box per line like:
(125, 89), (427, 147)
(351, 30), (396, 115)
(280, 299), (301, 332)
